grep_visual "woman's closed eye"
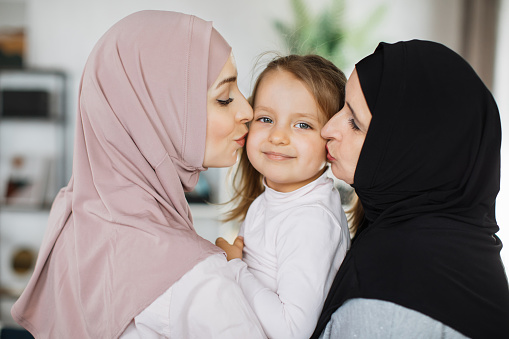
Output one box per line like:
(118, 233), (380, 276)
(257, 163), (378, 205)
(217, 98), (234, 106)
(349, 118), (360, 131)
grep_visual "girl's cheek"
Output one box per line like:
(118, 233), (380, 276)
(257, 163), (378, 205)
(245, 133), (258, 152)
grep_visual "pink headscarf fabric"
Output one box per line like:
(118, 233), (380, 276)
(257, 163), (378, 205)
(11, 10), (230, 338)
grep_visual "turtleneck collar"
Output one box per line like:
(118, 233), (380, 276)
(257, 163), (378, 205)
(262, 171), (332, 205)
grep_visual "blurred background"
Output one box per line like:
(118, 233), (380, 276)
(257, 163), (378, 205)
(0, 0), (507, 331)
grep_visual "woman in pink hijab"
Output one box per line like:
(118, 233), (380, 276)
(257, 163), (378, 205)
(11, 10), (265, 338)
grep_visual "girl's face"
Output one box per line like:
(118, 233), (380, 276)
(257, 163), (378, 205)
(203, 54), (253, 168)
(247, 70), (327, 193)
(321, 68), (371, 184)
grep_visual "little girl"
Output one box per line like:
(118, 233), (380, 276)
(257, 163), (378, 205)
(216, 55), (350, 339)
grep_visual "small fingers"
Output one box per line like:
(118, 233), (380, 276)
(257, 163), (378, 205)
(233, 236), (244, 249)
(215, 237), (227, 247)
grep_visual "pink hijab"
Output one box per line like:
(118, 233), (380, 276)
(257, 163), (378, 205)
(11, 10), (230, 338)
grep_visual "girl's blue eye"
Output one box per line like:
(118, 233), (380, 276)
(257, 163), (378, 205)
(258, 117), (273, 123)
(348, 118), (360, 131)
(217, 98), (234, 106)
(296, 122), (311, 129)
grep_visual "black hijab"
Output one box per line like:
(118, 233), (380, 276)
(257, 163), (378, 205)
(312, 40), (509, 339)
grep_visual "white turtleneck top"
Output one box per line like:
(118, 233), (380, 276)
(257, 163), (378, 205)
(228, 172), (350, 339)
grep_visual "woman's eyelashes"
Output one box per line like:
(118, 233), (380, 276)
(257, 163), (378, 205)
(217, 98), (234, 106)
(348, 118), (360, 131)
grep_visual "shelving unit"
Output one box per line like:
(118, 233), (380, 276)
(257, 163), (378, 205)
(0, 69), (67, 327)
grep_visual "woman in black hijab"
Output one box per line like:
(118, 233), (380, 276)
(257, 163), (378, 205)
(314, 40), (509, 338)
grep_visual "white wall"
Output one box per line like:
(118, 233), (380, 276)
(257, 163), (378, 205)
(0, 1), (26, 27)
(342, 0), (463, 74)
(494, 0), (509, 271)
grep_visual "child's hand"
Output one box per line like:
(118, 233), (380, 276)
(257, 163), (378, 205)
(215, 236), (244, 261)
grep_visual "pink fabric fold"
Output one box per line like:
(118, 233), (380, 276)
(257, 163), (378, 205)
(11, 10), (231, 338)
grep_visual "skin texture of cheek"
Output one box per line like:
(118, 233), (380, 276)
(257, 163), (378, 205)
(204, 116), (232, 167)
(245, 130), (263, 171)
(334, 163), (352, 185)
(298, 137), (327, 167)
(216, 130), (235, 166)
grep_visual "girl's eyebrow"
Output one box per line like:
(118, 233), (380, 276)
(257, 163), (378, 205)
(254, 105), (274, 114)
(293, 112), (319, 121)
(216, 76), (237, 89)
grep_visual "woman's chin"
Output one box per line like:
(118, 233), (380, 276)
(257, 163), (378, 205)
(331, 165), (353, 185)
(205, 154), (238, 168)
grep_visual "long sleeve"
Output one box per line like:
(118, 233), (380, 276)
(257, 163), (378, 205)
(230, 206), (347, 339)
(121, 254), (266, 339)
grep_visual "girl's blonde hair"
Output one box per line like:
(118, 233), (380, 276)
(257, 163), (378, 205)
(224, 54), (347, 222)
(346, 193), (365, 236)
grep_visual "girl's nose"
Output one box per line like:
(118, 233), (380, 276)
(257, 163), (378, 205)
(269, 126), (289, 145)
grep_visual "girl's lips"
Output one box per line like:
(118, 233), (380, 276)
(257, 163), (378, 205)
(263, 151), (295, 161)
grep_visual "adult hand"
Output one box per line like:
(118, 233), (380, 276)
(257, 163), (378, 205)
(215, 236), (244, 261)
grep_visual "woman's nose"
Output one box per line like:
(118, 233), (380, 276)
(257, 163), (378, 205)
(236, 94), (253, 124)
(321, 111), (341, 140)
(321, 120), (332, 139)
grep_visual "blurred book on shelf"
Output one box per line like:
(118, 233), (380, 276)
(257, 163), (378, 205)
(0, 155), (52, 209)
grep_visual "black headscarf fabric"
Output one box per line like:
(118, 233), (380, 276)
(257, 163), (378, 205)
(312, 40), (509, 339)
